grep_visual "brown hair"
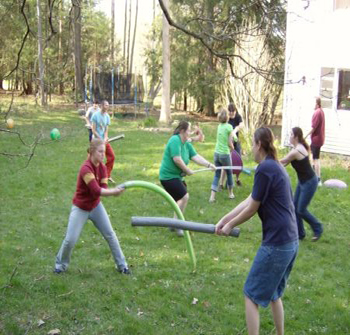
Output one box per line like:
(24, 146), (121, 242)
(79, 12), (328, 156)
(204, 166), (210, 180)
(88, 138), (105, 154)
(173, 121), (190, 135)
(254, 127), (278, 160)
(218, 108), (229, 123)
(292, 127), (310, 152)
(228, 103), (236, 113)
(315, 97), (321, 108)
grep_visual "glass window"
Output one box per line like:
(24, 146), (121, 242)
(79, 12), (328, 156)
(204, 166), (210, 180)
(337, 70), (350, 110)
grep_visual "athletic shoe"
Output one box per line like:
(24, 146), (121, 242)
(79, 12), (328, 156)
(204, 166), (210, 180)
(236, 180), (242, 187)
(229, 194), (235, 199)
(318, 181), (322, 187)
(120, 267), (131, 275)
(53, 268), (64, 274)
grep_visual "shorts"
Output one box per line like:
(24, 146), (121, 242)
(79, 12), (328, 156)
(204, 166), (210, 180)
(160, 178), (187, 202)
(243, 240), (298, 308)
(311, 145), (321, 159)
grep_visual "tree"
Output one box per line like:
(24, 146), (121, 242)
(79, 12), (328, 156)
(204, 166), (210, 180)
(159, 0), (171, 123)
(72, 0), (84, 103)
(157, 0), (286, 124)
(37, 0), (45, 106)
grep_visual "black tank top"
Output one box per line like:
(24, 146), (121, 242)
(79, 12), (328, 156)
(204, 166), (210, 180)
(291, 152), (315, 183)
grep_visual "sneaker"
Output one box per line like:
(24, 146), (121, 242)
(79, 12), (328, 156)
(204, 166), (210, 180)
(120, 267), (131, 275)
(218, 185), (223, 192)
(229, 194), (235, 199)
(311, 235), (322, 242)
(236, 180), (242, 187)
(318, 181), (322, 187)
(176, 229), (184, 237)
(53, 268), (64, 274)
(209, 197), (215, 203)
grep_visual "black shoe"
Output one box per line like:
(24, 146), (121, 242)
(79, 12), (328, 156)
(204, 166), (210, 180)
(311, 235), (322, 242)
(236, 180), (242, 187)
(53, 268), (64, 274)
(120, 267), (131, 275)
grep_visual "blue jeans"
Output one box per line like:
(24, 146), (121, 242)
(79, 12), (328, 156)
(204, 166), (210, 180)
(294, 175), (323, 238)
(244, 240), (298, 308)
(211, 152), (234, 192)
(55, 203), (127, 272)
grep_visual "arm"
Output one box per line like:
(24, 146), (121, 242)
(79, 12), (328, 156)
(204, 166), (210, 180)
(233, 121), (244, 135)
(173, 156), (193, 175)
(191, 154), (215, 170)
(228, 131), (235, 151)
(216, 195), (260, 235)
(189, 126), (205, 142)
(91, 121), (101, 139)
(280, 148), (298, 166)
(304, 127), (314, 139)
(100, 186), (125, 197)
(104, 125), (109, 142)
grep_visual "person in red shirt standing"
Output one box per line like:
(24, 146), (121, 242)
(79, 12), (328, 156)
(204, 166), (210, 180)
(54, 138), (130, 275)
(306, 97), (325, 186)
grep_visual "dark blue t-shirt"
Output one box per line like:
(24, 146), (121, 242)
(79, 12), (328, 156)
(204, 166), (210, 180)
(252, 157), (298, 246)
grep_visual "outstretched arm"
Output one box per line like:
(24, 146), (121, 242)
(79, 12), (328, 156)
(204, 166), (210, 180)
(215, 195), (260, 235)
(191, 154), (215, 170)
(280, 148), (298, 166)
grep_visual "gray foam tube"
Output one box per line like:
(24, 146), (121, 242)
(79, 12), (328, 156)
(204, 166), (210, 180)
(131, 217), (240, 237)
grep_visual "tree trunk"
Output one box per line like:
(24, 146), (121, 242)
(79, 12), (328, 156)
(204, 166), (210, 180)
(159, 0), (171, 123)
(0, 80), (3, 90)
(111, 0), (115, 67)
(58, 0), (64, 94)
(184, 89), (187, 111)
(128, 0), (138, 75)
(37, 0), (46, 106)
(123, 0), (127, 72)
(126, 0), (132, 76)
(72, 0), (84, 104)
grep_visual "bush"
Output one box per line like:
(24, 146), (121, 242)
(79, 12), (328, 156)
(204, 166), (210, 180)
(142, 116), (158, 128)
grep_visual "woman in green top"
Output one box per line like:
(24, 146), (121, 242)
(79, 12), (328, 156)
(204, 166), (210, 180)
(159, 121), (215, 236)
(209, 109), (235, 202)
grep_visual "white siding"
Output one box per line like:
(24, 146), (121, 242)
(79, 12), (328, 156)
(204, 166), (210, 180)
(282, 0), (350, 155)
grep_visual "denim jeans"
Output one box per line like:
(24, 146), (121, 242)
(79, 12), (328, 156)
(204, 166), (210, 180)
(244, 240), (298, 308)
(294, 175), (323, 238)
(55, 203), (127, 272)
(211, 152), (234, 192)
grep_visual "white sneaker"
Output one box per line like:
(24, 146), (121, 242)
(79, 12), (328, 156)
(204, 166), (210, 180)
(176, 229), (184, 237)
(318, 181), (322, 187)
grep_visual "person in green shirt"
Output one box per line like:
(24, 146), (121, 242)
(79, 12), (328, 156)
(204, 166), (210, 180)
(159, 121), (215, 236)
(209, 109), (235, 203)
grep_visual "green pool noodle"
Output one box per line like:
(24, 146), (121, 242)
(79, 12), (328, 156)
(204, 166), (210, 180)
(120, 180), (197, 270)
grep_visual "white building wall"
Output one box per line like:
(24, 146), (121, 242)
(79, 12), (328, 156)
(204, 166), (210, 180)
(282, 0), (350, 155)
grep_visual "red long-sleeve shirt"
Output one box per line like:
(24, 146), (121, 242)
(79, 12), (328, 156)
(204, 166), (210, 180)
(72, 159), (108, 211)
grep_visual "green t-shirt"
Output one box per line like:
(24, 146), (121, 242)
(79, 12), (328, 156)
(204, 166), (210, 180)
(159, 134), (197, 180)
(215, 123), (233, 154)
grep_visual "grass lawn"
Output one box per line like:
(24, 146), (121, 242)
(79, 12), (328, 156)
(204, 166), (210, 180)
(1, 100), (350, 334)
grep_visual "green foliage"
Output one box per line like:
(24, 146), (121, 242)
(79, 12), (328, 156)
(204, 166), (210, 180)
(141, 116), (158, 128)
(1, 100), (350, 334)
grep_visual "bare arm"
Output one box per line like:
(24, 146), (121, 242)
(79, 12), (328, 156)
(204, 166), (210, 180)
(228, 131), (235, 151)
(191, 154), (215, 169)
(91, 122), (101, 139)
(100, 186), (125, 197)
(233, 121), (244, 135)
(104, 125), (109, 142)
(280, 148), (298, 166)
(215, 195), (260, 235)
(304, 127), (314, 139)
(173, 156), (193, 175)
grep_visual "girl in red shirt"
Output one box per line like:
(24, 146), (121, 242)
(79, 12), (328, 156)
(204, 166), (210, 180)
(54, 139), (130, 274)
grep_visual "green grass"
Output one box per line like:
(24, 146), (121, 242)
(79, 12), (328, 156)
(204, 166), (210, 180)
(1, 100), (350, 334)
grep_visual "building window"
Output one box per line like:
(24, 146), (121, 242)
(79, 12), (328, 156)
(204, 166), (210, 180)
(337, 70), (350, 110)
(334, 0), (350, 10)
(320, 68), (334, 109)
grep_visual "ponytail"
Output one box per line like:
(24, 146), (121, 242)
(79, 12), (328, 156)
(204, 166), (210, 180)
(292, 127), (310, 152)
(173, 121), (190, 135)
(254, 127), (278, 160)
